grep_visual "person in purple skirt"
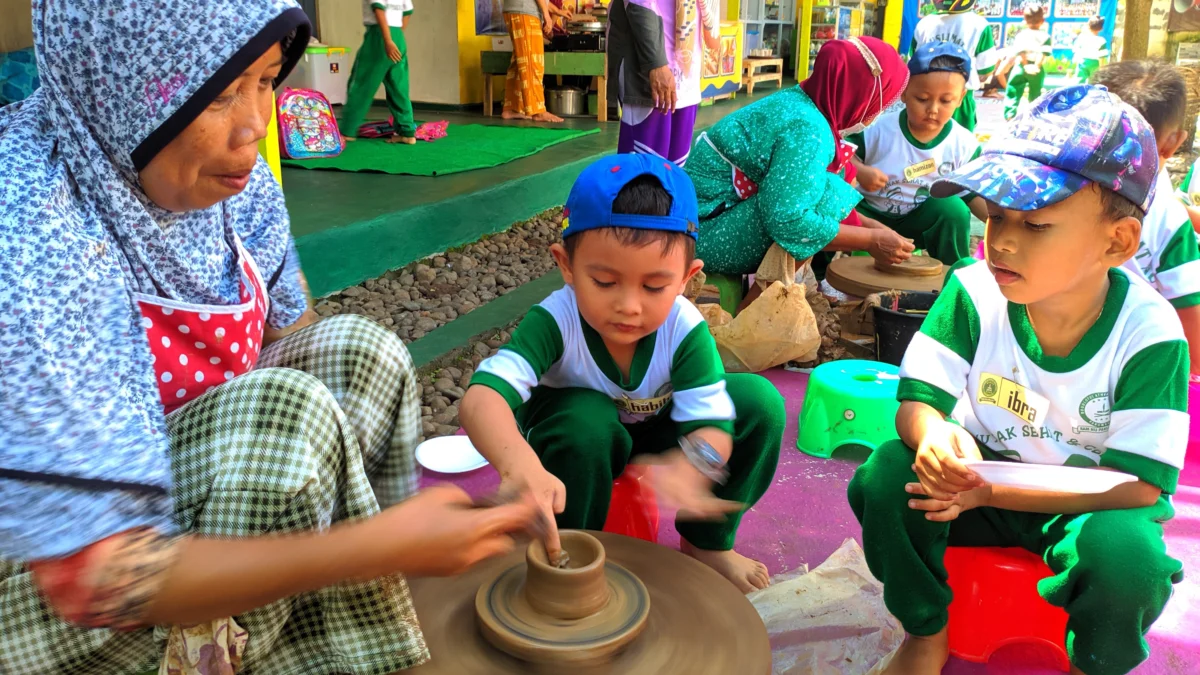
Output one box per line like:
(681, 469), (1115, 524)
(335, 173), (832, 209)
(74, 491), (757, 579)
(607, 0), (719, 165)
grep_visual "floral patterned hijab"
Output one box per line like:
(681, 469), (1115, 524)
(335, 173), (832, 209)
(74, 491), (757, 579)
(0, 0), (309, 560)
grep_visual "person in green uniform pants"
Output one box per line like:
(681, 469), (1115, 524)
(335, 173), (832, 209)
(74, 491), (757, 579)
(1072, 16), (1109, 85)
(340, 0), (416, 144)
(909, 0), (997, 132)
(1004, 5), (1051, 121)
(849, 42), (989, 266)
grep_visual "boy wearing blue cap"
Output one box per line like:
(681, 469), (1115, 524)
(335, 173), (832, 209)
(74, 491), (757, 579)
(461, 154), (784, 592)
(909, 0), (997, 132)
(848, 41), (988, 265)
(849, 85), (1187, 675)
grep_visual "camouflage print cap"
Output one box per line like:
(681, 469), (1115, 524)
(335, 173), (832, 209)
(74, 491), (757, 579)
(931, 84), (1158, 214)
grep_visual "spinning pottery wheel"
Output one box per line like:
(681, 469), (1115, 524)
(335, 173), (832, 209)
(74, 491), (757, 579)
(408, 531), (772, 675)
(826, 254), (945, 297)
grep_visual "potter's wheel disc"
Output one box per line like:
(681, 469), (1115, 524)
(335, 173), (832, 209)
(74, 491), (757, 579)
(475, 561), (649, 665)
(408, 531), (771, 675)
(826, 254), (945, 298)
(873, 255), (943, 277)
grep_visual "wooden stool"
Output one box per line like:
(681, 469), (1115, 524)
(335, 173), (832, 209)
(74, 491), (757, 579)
(742, 57), (783, 96)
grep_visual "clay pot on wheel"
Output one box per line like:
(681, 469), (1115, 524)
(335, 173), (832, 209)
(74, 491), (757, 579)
(524, 531), (609, 620)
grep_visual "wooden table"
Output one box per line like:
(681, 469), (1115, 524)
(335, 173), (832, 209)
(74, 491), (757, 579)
(480, 50), (608, 122)
(742, 57), (784, 96)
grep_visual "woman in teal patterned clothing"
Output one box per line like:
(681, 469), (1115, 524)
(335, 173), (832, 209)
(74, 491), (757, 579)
(688, 37), (911, 279)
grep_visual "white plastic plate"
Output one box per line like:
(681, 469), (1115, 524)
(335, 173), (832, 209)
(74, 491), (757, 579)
(415, 435), (489, 474)
(964, 460), (1137, 494)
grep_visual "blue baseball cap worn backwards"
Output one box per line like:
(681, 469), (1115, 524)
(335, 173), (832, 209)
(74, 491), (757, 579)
(931, 84), (1158, 213)
(908, 41), (971, 81)
(562, 154), (701, 241)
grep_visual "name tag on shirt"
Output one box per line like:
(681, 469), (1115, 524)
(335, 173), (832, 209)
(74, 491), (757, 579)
(977, 373), (1049, 425)
(614, 392), (671, 416)
(904, 159), (937, 181)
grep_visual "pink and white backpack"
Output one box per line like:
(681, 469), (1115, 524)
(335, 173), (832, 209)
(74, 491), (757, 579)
(277, 87), (343, 159)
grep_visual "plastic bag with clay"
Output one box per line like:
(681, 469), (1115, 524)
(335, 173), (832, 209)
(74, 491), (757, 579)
(707, 244), (821, 373)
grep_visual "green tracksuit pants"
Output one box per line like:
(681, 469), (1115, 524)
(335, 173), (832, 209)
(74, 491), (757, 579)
(341, 24), (415, 138)
(518, 373), (784, 550)
(1005, 67), (1046, 121)
(848, 439), (1183, 675)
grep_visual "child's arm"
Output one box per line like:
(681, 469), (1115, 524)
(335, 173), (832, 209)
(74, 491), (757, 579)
(849, 155), (889, 192)
(1178, 305), (1200, 376)
(373, 6), (403, 62)
(459, 306), (568, 558)
(1187, 205), (1200, 235)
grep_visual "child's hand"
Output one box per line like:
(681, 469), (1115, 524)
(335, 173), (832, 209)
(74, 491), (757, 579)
(384, 39), (403, 63)
(858, 166), (889, 192)
(500, 465), (566, 561)
(905, 482), (992, 522)
(913, 420), (985, 500)
(638, 451), (743, 521)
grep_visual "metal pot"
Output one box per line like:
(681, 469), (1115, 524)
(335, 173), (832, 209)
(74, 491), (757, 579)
(546, 87), (585, 116)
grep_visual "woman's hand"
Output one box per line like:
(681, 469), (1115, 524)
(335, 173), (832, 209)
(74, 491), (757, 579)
(638, 451), (742, 520)
(912, 420), (985, 501)
(649, 65), (677, 113)
(543, 17), (555, 38)
(857, 166), (889, 192)
(906, 482), (992, 522)
(867, 228), (915, 265)
(499, 464), (566, 562)
(375, 485), (539, 577)
(384, 38), (403, 63)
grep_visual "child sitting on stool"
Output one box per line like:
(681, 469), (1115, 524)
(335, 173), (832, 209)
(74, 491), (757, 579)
(460, 154), (784, 593)
(849, 85), (1186, 675)
(1095, 61), (1200, 377)
(848, 41), (988, 266)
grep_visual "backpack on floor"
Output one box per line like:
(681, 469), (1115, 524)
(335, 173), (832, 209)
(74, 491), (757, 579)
(277, 87), (344, 159)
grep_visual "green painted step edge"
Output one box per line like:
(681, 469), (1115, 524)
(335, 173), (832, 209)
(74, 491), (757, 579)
(296, 157), (590, 298)
(406, 272), (564, 368)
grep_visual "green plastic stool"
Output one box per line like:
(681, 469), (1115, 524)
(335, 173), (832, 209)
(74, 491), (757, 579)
(797, 360), (901, 458)
(705, 272), (747, 316)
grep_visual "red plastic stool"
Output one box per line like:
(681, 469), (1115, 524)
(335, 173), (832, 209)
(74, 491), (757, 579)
(945, 547), (1069, 671)
(602, 466), (659, 542)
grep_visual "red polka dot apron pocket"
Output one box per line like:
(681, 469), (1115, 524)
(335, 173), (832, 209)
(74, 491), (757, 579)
(700, 132), (758, 200)
(134, 235), (269, 414)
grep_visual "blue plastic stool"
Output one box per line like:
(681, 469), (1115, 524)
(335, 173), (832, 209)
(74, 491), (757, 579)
(797, 360), (901, 458)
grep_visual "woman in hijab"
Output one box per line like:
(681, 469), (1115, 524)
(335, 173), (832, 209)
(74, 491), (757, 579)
(0, 1), (536, 673)
(687, 37), (914, 282)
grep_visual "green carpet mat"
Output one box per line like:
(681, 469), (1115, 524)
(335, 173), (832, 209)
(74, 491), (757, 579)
(282, 124), (601, 176)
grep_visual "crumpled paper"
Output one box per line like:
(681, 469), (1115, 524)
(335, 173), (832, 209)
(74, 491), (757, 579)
(159, 617), (248, 675)
(748, 539), (903, 675)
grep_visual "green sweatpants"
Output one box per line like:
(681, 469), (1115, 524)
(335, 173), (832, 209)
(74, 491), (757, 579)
(518, 373), (784, 550)
(1076, 58), (1101, 85)
(858, 197), (972, 266)
(848, 440), (1183, 675)
(1005, 68), (1046, 121)
(952, 89), (976, 132)
(341, 24), (416, 138)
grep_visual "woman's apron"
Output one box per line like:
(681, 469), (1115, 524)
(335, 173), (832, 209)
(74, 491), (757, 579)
(133, 235), (269, 414)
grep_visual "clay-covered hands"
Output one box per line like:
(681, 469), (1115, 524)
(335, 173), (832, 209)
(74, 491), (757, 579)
(649, 65), (677, 113)
(857, 165), (889, 193)
(376, 485), (541, 577)
(500, 465), (567, 564)
(867, 227), (915, 265)
(912, 420), (986, 502)
(638, 451), (743, 521)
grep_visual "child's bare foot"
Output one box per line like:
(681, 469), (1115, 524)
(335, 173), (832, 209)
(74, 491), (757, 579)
(387, 135), (416, 145)
(883, 629), (949, 674)
(532, 111), (564, 123)
(680, 539), (770, 593)
(501, 110), (530, 119)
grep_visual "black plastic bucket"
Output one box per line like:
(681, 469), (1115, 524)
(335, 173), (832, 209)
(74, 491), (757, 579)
(872, 291), (939, 366)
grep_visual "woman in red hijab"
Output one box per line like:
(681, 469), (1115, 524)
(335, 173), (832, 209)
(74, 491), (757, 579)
(689, 37), (914, 279)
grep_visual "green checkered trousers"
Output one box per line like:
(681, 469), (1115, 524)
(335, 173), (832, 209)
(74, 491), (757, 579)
(0, 314), (429, 675)
(849, 440), (1183, 675)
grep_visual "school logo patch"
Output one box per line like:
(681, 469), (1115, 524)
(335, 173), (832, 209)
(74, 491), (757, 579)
(1074, 392), (1110, 434)
(977, 373), (1048, 425)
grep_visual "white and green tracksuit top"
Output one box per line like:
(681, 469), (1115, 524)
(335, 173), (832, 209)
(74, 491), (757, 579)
(898, 260), (1189, 493)
(473, 286), (736, 434)
(1122, 170), (1200, 309)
